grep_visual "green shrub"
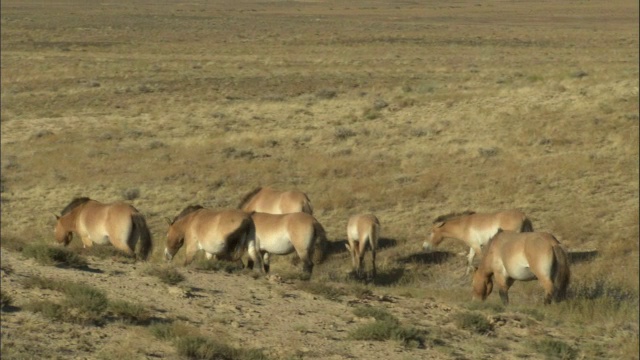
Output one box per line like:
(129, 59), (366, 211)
(24, 300), (65, 321)
(22, 244), (88, 268)
(350, 306), (425, 347)
(23, 277), (109, 325)
(352, 306), (399, 324)
(531, 338), (578, 360)
(0, 236), (28, 252)
(87, 245), (136, 263)
(349, 320), (397, 341)
(1, 290), (14, 310)
(193, 258), (244, 273)
(108, 300), (151, 324)
(150, 324), (270, 360)
(143, 265), (185, 285)
(61, 282), (109, 315)
(454, 311), (493, 335)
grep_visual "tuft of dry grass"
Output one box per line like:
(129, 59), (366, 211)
(21, 244), (88, 268)
(142, 264), (185, 285)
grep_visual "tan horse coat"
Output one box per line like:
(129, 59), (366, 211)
(346, 214), (380, 278)
(247, 212), (325, 275)
(55, 197), (153, 260)
(472, 230), (570, 305)
(238, 187), (313, 215)
(164, 206), (255, 266)
(423, 210), (534, 273)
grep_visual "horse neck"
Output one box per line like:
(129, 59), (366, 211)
(59, 207), (84, 232)
(438, 218), (469, 242)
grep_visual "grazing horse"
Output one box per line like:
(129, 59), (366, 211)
(54, 197), (153, 260)
(238, 186), (313, 215)
(422, 210), (534, 274)
(245, 212), (326, 275)
(345, 214), (380, 278)
(164, 205), (255, 266)
(472, 230), (570, 305)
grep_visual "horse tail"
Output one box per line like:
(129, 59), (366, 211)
(131, 213), (153, 261)
(551, 243), (571, 302)
(228, 216), (255, 261)
(520, 217), (534, 232)
(302, 198), (314, 216)
(311, 219), (327, 265)
(370, 221), (380, 252)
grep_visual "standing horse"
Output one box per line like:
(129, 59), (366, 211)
(472, 230), (570, 305)
(238, 186), (327, 264)
(245, 212), (326, 276)
(54, 197), (153, 260)
(422, 210), (534, 274)
(345, 214), (380, 278)
(238, 186), (313, 215)
(164, 205), (255, 266)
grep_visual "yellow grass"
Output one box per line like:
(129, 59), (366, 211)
(1, 0), (638, 358)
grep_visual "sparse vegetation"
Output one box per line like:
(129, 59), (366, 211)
(22, 244), (88, 268)
(349, 306), (426, 347)
(193, 258), (244, 273)
(453, 311), (494, 335)
(1, 0), (637, 358)
(150, 321), (270, 360)
(296, 282), (347, 301)
(24, 280), (109, 325)
(22, 276), (150, 326)
(143, 265), (185, 285)
(0, 290), (13, 310)
(107, 300), (152, 325)
(530, 338), (578, 360)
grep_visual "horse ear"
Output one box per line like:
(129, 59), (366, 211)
(434, 221), (444, 228)
(53, 213), (60, 220)
(165, 217), (173, 225)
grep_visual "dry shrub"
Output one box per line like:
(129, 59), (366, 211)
(142, 264), (185, 285)
(453, 311), (493, 335)
(22, 244), (88, 268)
(530, 338), (578, 360)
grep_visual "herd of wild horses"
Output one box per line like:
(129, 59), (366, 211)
(53, 186), (570, 305)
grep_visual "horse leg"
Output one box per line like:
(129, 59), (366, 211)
(495, 275), (514, 305)
(371, 247), (377, 278)
(80, 235), (94, 249)
(347, 240), (359, 275)
(465, 247), (476, 275)
(246, 241), (263, 273)
(183, 244), (198, 266)
(538, 276), (554, 305)
(302, 258), (314, 275)
(262, 252), (270, 273)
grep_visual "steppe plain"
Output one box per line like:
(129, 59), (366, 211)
(1, 0), (638, 359)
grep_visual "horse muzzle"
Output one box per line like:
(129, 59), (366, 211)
(422, 242), (433, 253)
(164, 248), (173, 261)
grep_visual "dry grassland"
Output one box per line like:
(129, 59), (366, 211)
(1, 0), (638, 359)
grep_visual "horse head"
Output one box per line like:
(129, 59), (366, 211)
(422, 221), (445, 252)
(471, 268), (493, 301)
(164, 223), (184, 261)
(53, 214), (73, 246)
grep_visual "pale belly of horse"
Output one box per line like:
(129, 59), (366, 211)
(261, 240), (294, 255)
(93, 234), (111, 245)
(506, 265), (536, 281)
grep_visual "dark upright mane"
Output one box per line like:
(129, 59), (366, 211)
(60, 197), (92, 215)
(433, 210), (476, 224)
(237, 187), (263, 209)
(172, 205), (204, 224)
